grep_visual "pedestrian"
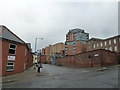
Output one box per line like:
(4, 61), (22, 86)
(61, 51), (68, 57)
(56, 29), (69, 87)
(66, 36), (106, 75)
(36, 61), (42, 73)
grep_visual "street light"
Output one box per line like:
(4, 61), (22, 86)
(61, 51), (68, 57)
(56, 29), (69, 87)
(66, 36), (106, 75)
(34, 38), (43, 52)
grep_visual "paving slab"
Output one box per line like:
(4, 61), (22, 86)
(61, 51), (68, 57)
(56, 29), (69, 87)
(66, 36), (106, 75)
(2, 66), (49, 84)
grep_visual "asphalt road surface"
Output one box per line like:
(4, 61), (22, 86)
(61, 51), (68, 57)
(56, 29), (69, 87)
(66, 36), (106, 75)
(2, 64), (119, 88)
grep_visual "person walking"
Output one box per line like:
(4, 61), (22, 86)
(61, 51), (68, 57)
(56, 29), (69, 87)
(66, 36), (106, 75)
(36, 61), (42, 73)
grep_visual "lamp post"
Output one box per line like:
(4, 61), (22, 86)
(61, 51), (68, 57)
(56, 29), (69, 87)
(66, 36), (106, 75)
(34, 38), (43, 52)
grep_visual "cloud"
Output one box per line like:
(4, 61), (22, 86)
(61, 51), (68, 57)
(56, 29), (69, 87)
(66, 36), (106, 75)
(0, 1), (118, 50)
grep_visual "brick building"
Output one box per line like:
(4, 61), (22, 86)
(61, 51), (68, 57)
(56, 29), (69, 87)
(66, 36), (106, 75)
(42, 48), (45, 55)
(24, 43), (33, 69)
(0, 25), (33, 76)
(41, 42), (65, 64)
(44, 45), (51, 64)
(57, 30), (119, 67)
(49, 43), (65, 54)
(57, 49), (118, 67)
(65, 28), (89, 56)
(40, 55), (47, 64)
(65, 40), (87, 56)
(87, 35), (120, 52)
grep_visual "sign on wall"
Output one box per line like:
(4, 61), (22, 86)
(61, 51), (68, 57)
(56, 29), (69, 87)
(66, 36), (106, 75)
(8, 56), (16, 60)
(94, 54), (99, 57)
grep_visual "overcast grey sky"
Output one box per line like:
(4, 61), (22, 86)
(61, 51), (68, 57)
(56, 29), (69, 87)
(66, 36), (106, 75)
(0, 0), (118, 51)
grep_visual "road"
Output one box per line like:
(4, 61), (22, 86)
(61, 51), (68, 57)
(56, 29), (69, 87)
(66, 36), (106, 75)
(2, 64), (119, 88)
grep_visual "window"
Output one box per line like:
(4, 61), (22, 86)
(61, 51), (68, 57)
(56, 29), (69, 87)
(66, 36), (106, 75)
(105, 48), (107, 50)
(94, 54), (99, 56)
(73, 50), (75, 52)
(9, 44), (16, 55)
(88, 55), (91, 58)
(73, 42), (76, 44)
(114, 39), (116, 44)
(65, 52), (68, 55)
(97, 43), (99, 47)
(104, 41), (107, 46)
(65, 42), (67, 45)
(93, 44), (95, 48)
(6, 62), (14, 71)
(109, 47), (112, 51)
(73, 47), (76, 49)
(88, 55), (92, 58)
(109, 40), (111, 45)
(82, 41), (86, 44)
(100, 43), (103, 47)
(115, 46), (117, 51)
(89, 46), (91, 49)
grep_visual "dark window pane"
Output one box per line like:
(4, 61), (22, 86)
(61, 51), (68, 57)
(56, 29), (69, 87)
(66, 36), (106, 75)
(7, 63), (14, 65)
(9, 49), (15, 54)
(10, 44), (16, 49)
(6, 66), (14, 70)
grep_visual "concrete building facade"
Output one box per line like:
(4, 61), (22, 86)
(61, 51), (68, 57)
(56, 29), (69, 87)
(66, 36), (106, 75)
(66, 28), (89, 42)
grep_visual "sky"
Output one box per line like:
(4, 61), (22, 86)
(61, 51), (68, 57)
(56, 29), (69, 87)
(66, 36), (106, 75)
(0, 0), (118, 51)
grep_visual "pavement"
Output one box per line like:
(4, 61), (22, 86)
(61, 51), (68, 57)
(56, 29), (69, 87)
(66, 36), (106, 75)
(2, 64), (119, 84)
(2, 64), (120, 88)
(2, 66), (49, 84)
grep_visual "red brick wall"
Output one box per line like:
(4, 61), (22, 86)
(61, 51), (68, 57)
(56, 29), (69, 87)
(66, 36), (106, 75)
(116, 52), (120, 64)
(2, 40), (26, 76)
(25, 50), (33, 68)
(40, 55), (47, 63)
(2, 40), (33, 76)
(101, 50), (118, 66)
(42, 48), (45, 55)
(57, 49), (118, 68)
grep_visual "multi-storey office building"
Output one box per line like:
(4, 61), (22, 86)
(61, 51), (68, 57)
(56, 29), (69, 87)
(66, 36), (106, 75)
(66, 28), (89, 42)
(65, 28), (89, 56)
(87, 35), (120, 52)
